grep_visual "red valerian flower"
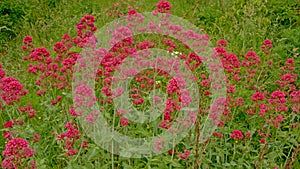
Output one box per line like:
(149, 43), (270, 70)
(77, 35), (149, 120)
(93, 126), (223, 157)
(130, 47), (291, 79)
(289, 90), (300, 114)
(251, 92), (265, 101)
(3, 121), (13, 128)
(57, 121), (81, 140)
(245, 132), (252, 139)
(23, 36), (33, 44)
(81, 140), (88, 149)
(230, 130), (243, 140)
(269, 90), (286, 104)
(66, 149), (78, 156)
(168, 149), (175, 155)
(0, 64), (5, 79)
(51, 95), (63, 105)
(128, 9), (137, 16)
(116, 109), (126, 116)
(217, 39), (227, 47)
(3, 131), (13, 140)
(263, 39), (272, 48)
(2, 138), (35, 158)
(18, 102), (37, 118)
(68, 106), (82, 116)
(178, 149), (190, 159)
(0, 77), (28, 105)
(154, 139), (165, 152)
(260, 139), (266, 144)
(32, 133), (40, 143)
(261, 39), (272, 54)
(120, 118), (129, 127)
(156, 0), (172, 13)
(213, 132), (223, 138)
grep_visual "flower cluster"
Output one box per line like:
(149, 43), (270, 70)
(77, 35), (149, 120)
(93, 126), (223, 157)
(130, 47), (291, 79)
(251, 92), (265, 101)
(230, 130), (243, 140)
(73, 15), (97, 47)
(155, 0), (172, 14)
(22, 14), (98, 100)
(18, 102), (36, 118)
(1, 138), (36, 169)
(0, 63), (6, 79)
(214, 41), (240, 76)
(261, 39), (272, 55)
(178, 149), (190, 159)
(289, 90), (300, 114)
(56, 121), (88, 156)
(120, 117), (130, 127)
(0, 77), (28, 105)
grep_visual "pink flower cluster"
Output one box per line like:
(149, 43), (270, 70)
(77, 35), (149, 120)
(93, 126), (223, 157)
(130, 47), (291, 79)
(178, 149), (190, 159)
(0, 63), (6, 79)
(217, 39), (227, 47)
(184, 52), (203, 71)
(261, 39), (272, 55)
(22, 14), (98, 102)
(74, 15), (97, 47)
(167, 148), (190, 160)
(105, 1), (143, 19)
(242, 51), (261, 67)
(1, 138), (36, 169)
(120, 117), (130, 127)
(18, 102), (37, 118)
(0, 77), (28, 105)
(155, 0), (172, 14)
(269, 90), (288, 112)
(74, 84), (98, 109)
(0, 64), (40, 168)
(289, 90), (300, 114)
(230, 130), (243, 140)
(56, 121), (88, 156)
(159, 78), (181, 129)
(251, 92), (265, 101)
(276, 59), (298, 88)
(214, 41), (240, 75)
(211, 38), (298, 146)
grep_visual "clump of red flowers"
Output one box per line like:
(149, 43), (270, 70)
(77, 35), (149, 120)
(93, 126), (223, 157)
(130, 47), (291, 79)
(152, 0), (172, 15)
(178, 149), (190, 159)
(261, 39), (272, 55)
(0, 77), (28, 105)
(251, 92), (265, 101)
(0, 63), (6, 79)
(1, 138), (36, 169)
(120, 117), (130, 127)
(156, 0), (172, 13)
(230, 130), (243, 140)
(18, 102), (37, 118)
(56, 121), (88, 156)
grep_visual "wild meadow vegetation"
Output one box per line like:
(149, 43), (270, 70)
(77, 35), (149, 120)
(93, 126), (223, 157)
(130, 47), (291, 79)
(0, 0), (299, 168)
